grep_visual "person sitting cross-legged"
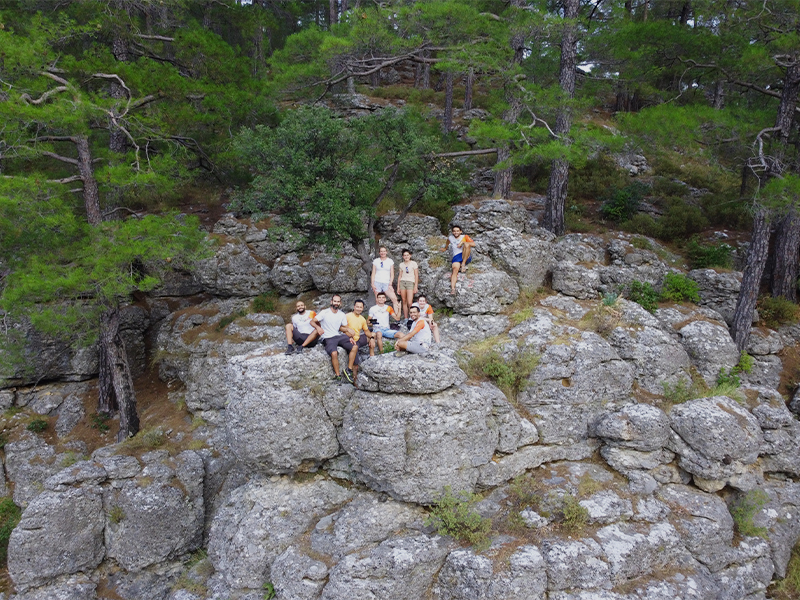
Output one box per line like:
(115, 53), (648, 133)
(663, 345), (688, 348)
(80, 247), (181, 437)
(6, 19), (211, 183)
(395, 305), (432, 355)
(284, 300), (319, 355)
(368, 291), (401, 353)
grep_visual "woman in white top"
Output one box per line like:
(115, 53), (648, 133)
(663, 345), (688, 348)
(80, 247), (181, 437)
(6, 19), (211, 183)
(371, 246), (400, 314)
(395, 248), (419, 319)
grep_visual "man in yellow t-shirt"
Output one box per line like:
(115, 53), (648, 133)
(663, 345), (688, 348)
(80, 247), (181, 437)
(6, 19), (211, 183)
(344, 299), (376, 383)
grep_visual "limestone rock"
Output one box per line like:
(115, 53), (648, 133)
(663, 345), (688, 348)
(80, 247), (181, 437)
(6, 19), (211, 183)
(207, 476), (353, 590)
(271, 547), (329, 600)
(553, 234), (607, 265)
(438, 315), (510, 345)
(8, 488), (105, 592)
(481, 227), (553, 289)
(104, 451), (205, 572)
(4, 434), (63, 506)
(541, 538), (611, 591)
(224, 380), (339, 473)
(520, 331), (634, 445)
(269, 253), (315, 295)
(747, 328), (784, 355)
(677, 320), (739, 385)
(339, 384), (501, 503)
(580, 491), (634, 524)
(194, 240), (272, 297)
(451, 199), (532, 234)
(608, 325), (691, 394)
(10, 575), (97, 600)
(357, 353), (467, 394)
(321, 534), (450, 600)
(431, 265), (519, 315)
(307, 247), (369, 293)
(594, 404), (671, 452)
(551, 262), (600, 300)
(595, 522), (684, 585)
(688, 269), (742, 325)
(668, 396), (763, 484)
(311, 492), (425, 559)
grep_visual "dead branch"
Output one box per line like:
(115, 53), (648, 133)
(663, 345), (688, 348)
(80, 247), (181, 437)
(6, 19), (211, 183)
(47, 175), (83, 184)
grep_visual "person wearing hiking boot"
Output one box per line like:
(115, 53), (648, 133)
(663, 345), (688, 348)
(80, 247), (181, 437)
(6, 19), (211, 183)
(310, 294), (360, 384)
(412, 294), (440, 344)
(347, 299), (376, 359)
(368, 291), (401, 353)
(284, 300), (318, 355)
(395, 305), (432, 355)
(443, 224), (474, 295)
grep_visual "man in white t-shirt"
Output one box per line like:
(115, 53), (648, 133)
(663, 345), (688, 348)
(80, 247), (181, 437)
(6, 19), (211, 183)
(371, 246), (400, 314)
(284, 300), (319, 355)
(311, 294), (360, 384)
(395, 305), (432, 355)
(368, 291), (401, 353)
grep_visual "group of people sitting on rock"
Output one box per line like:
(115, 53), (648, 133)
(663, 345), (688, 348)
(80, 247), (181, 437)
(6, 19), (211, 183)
(282, 224), (472, 385)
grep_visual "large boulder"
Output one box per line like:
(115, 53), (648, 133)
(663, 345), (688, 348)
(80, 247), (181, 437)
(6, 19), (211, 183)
(688, 268), (743, 325)
(608, 324), (691, 394)
(357, 353), (467, 394)
(481, 227), (554, 289)
(4, 434), (69, 506)
(541, 538), (611, 591)
(8, 487), (105, 592)
(431, 265), (519, 314)
(194, 240), (272, 297)
(306, 246), (369, 293)
(269, 253), (315, 295)
(224, 383), (340, 473)
(668, 396), (763, 489)
(553, 234), (607, 265)
(451, 199), (532, 234)
(551, 262), (600, 299)
(339, 383), (515, 503)
(595, 522), (685, 585)
(677, 320), (739, 385)
(519, 331), (635, 445)
(321, 534), (451, 600)
(103, 451), (205, 572)
(207, 476), (353, 590)
(433, 546), (547, 600)
(594, 404), (671, 452)
(754, 400), (800, 477)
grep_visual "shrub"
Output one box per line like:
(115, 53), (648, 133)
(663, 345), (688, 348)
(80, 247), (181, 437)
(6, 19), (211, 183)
(425, 486), (491, 551)
(469, 348), (539, 401)
(580, 304), (621, 337)
(661, 379), (696, 405)
(686, 237), (734, 269)
(758, 295), (800, 329)
(0, 497), (21, 564)
(90, 412), (111, 433)
(26, 418), (47, 433)
(716, 352), (755, 388)
(108, 505), (125, 524)
(657, 201), (707, 242)
(660, 272), (700, 303)
(600, 181), (650, 222)
(620, 213), (659, 237)
(262, 582), (276, 600)
(730, 489), (769, 538)
(561, 493), (589, 532)
(770, 541), (800, 600)
(216, 309), (247, 331)
(602, 292), (619, 306)
(252, 292), (279, 313)
(120, 427), (166, 452)
(627, 280), (659, 313)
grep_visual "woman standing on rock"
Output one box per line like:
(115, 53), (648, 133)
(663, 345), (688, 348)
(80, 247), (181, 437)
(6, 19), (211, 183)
(396, 249), (419, 319)
(371, 246), (400, 314)
(444, 224), (474, 295)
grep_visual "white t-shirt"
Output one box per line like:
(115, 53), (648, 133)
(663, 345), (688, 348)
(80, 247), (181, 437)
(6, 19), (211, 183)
(291, 310), (316, 335)
(372, 257), (394, 284)
(408, 318), (432, 345)
(315, 308), (348, 339)
(368, 304), (395, 329)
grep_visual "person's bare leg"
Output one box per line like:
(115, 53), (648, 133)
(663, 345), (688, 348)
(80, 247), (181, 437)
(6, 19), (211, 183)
(330, 351), (340, 376)
(432, 322), (440, 344)
(450, 263), (460, 293)
(376, 331), (383, 353)
(396, 340), (408, 351)
(285, 324), (294, 345)
(369, 337), (375, 357)
(301, 330), (318, 348)
(348, 344), (358, 370)
(387, 288), (401, 315)
(461, 244), (471, 271)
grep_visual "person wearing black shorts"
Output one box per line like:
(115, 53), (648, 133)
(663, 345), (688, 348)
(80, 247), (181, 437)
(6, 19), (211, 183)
(284, 300), (319, 355)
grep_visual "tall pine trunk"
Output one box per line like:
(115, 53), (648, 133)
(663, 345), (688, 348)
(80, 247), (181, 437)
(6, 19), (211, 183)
(731, 207), (771, 351)
(464, 68), (473, 110)
(772, 209), (800, 301)
(493, 95), (522, 199)
(100, 308), (139, 441)
(544, 0), (579, 235)
(443, 72), (454, 133)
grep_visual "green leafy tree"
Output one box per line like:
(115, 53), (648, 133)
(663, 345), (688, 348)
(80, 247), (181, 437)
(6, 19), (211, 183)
(230, 105), (467, 267)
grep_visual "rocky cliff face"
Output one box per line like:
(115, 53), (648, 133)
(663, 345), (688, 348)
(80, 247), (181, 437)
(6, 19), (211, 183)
(1, 199), (799, 600)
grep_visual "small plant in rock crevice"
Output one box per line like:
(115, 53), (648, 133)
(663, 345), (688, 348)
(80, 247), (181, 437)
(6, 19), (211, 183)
(425, 486), (491, 551)
(560, 493), (589, 532)
(627, 280), (659, 313)
(26, 418), (47, 433)
(0, 497), (21, 564)
(730, 489), (769, 538)
(659, 272), (700, 303)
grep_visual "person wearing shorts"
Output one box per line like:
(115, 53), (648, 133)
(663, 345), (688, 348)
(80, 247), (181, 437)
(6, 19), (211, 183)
(371, 246), (400, 314)
(284, 300), (319, 354)
(396, 248), (418, 319)
(311, 295), (360, 384)
(443, 224), (474, 295)
(368, 291), (400, 353)
(412, 295), (440, 344)
(347, 299), (376, 360)
(395, 305), (432, 355)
